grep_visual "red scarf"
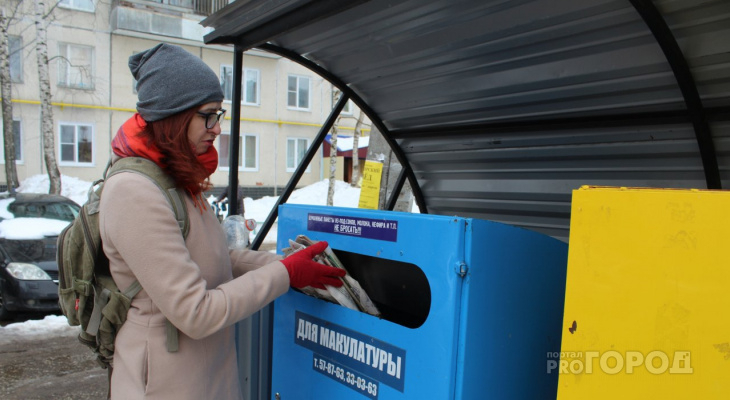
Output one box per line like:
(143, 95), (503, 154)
(112, 114), (218, 210)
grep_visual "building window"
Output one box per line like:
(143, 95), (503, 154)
(287, 75), (310, 110)
(342, 100), (353, 115)
(58, 43), (94, 89)
(58, 0), (95, 12)
(286, 137), (310, 172)
(220, 66), (260, 106)
(335, 99), (354, 115)
(244, 69), (260, 105)
(220, 65), (232, 101)
(0, 120), (23, 163)
(131, 51), (140, 94)
(9, 36), (22, 83)
(218, 132), (259, 171)
(166, 0), (194, 6)
(59, 122), (93, 164)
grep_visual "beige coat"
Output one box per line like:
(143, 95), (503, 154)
(99, 170), (290, 400)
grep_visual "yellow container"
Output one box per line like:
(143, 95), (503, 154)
(557, 186), (730, 399)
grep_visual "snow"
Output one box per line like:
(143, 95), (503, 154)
(212, 179), (362, 245)
(325, 134), (369, 151)
(0, 218), (72, 240)
(0, 314), (78, 344)
(0, 174), (364, 343)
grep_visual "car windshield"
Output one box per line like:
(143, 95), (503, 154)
(0, 238), (57, 263)
(11, 202), (80, 221)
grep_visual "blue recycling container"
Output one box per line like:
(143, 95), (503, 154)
(272, 204), (568, 399)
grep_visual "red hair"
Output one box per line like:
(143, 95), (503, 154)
(140, 107), (213, 195)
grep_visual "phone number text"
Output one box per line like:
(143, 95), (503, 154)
(313, 354), (379, 399)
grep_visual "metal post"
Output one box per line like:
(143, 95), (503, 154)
(228, 46), (243, 215)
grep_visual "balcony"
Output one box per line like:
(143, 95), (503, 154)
(111, 0), (230, 41)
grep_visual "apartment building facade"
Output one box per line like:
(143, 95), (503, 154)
(3, 0), (364, 196)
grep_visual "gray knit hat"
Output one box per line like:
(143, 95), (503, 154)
(129, 43), (224, 122)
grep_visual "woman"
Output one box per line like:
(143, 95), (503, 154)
(99, 43), (344, 399)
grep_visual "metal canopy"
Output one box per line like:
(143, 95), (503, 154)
(203, 0), (730, 242)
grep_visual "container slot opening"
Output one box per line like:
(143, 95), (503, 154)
(332, 249), (431, 329)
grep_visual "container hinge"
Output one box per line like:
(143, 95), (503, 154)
(456, 261), (468, 277)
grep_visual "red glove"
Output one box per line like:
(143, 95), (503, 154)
(281, 241), (346, 289)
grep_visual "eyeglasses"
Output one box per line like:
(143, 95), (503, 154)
(197, 109), (227, 129)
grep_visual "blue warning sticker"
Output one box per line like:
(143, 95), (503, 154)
(307, 213), (398, 242)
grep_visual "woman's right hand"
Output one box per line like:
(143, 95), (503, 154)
(281, 241), (346, 289)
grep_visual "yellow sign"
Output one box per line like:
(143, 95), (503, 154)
(558, 186), (730, 399)
(358, 160), (383, 209)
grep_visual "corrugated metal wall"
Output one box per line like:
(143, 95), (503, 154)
(205, 0), (730, 241)
(400, 123), (711, 241)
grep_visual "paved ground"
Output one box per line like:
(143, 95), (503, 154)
(0, 244), (279, 400)
(0, 314), (108, 400)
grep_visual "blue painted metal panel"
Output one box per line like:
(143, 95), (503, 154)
(274, 205), (464, 399)
(457, 217), (569, 399)
(272, 204), (568, 399)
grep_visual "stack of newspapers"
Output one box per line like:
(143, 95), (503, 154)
(282, 235), (381, 317)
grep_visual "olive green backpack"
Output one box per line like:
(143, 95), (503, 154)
(57, 157), (189, 370)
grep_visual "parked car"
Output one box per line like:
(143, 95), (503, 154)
(0, 235), (60, 320)
(7, 193), (80, 222)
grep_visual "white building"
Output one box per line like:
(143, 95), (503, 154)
(2, 0), (367, 197)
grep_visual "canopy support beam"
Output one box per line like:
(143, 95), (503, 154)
(630, 0), (721, 189)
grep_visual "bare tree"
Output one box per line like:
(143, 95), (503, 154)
(0, 5), (20, 191)
(34, 0), (61, 194)
(350, 110), (365, 187)
(326, 89), (343, 206)
(2, 0), (62, 194)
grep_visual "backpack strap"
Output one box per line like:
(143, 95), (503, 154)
(85, 280), (143, 338)
(107, 158), (190, 239)
(105, 157), (189, 352)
